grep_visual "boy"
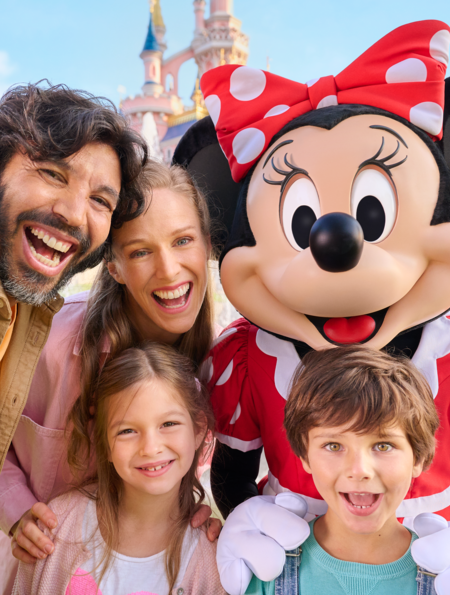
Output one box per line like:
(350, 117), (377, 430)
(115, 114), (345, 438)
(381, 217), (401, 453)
(245, 346), (440, 595)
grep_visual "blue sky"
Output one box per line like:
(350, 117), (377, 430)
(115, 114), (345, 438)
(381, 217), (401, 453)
(0, 1), (448, 107)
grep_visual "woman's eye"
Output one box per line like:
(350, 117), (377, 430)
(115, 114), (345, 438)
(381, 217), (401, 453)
(131, 250), (149, 258)
(351, 168), (397, 243)
(280, 177), (321, 251)
(176, 238), (190, 247)
(325, 442), (342, 452)
(374, 443), (393, 452)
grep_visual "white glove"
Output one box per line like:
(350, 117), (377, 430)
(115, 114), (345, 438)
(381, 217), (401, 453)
(411, 512), (450, 595)
(217, 493), (310, 595)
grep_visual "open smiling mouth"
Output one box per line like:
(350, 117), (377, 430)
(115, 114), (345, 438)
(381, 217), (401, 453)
(25, 225), (77, 269)
(306, 307), (389, 345)
(341, 492), (382, 510)
(152, 282), (192, 310)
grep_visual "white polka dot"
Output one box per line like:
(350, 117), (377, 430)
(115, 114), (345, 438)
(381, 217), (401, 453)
(217, 360), (233, 386)
(316, 95), (338, 109)
(199, 356), (213, 383)
(430, 29), (450, 66)
(386, 58), (427, 84)
(410, 102), (444, 136)
(230, 402), (241, 424)
(230, 67), (266, 101)
(306, 78), (320, 87)
(264, 105), (290, 118)
(205, 94), (221, 126)
(232, 128), (266, 164)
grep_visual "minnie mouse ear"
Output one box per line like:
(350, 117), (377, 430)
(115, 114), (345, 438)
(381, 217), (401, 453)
(437, 77), (450, 169)
(172, 116), (242, 254)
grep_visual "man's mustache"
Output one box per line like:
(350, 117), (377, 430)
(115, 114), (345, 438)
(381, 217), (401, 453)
(15, 209), (91, 254)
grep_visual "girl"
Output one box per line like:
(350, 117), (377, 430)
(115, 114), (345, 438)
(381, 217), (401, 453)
(13, 343), (226, 595)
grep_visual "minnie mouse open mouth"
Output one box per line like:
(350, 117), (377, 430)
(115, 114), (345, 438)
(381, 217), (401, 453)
(306, 308), (389, 345)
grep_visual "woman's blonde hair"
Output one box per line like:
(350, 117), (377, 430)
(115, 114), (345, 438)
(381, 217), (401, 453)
(70, 343), (215, 593)
(68, 160), (215, 488)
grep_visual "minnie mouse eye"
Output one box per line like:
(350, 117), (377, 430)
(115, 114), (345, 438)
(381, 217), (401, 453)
(351, 168), (397, 243)
(280, 177), (321, 251)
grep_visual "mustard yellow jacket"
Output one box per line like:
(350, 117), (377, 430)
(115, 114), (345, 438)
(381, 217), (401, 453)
(0, 284), (63, 472)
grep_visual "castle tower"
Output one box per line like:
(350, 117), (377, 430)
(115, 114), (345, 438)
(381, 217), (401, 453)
(121, 1), (249, 164)
(140, 1), (164, 96)
(192, 0), (249, 75)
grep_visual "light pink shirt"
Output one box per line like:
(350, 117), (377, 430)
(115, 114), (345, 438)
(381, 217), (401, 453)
(0, 292), (103, 534)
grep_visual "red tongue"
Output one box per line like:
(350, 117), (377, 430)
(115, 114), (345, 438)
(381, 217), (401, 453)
(348, 493), (376, 506)
(323, 316), (375, 344)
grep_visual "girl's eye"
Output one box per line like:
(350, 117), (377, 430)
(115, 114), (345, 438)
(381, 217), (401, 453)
(374, 442), (393, 452)
(118, 428), (135, 435)
(325, 442), (342, 452)
(162, 421), (178, 428)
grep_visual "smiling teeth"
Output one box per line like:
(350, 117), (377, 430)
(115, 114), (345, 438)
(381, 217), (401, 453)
(30, 227), (72, 253)
(141, 462), (170, 472)
(28, 240), (61, 267)
(154, 283), (190, 300)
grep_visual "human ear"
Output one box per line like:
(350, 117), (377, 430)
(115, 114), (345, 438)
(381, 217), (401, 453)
(412, 459), (424, 479)
(106, 261), (125, 285)
(300, 456), (312, 475)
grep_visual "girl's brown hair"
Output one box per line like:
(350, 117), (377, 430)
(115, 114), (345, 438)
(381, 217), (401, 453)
(70, 343), (215, 593)
(68, 160), (215, 479)
(284, 345), (439, 469)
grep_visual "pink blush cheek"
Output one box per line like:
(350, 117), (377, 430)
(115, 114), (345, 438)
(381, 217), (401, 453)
(66, 568), (103, 595)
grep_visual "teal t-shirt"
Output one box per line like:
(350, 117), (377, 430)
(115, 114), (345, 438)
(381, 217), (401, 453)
(245, 519), (418, 595)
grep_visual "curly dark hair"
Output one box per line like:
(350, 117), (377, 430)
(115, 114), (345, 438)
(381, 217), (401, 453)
(0, 80), (148, 228)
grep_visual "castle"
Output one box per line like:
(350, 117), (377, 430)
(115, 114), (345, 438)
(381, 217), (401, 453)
(121, 0), (249, 163)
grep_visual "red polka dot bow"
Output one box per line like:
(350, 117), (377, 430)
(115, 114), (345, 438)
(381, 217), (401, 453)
(201, 20), (450, 182)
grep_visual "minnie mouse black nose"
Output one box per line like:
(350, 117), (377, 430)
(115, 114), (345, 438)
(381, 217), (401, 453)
(309, 212), (364, 273)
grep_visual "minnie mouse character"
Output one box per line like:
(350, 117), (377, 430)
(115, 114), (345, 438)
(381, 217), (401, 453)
(174, 20), (450, 595)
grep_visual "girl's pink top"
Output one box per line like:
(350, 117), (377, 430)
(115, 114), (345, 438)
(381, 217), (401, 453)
(0, 292), (95, 534)
(12, 490), (226, 595)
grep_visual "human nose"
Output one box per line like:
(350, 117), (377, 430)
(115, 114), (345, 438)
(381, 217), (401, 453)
(345, 449), (373, 481)
(154, 247), (181, 281)
(139, 430), (163, 458)
(52, 186), (89, 229)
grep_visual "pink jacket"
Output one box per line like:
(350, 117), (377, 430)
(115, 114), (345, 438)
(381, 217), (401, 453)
(0, 292), (103, 534)
(12, 490), (227, 595)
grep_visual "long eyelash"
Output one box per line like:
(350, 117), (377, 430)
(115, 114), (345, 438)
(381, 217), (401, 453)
(263, 153), (309, 190)
(359, 136), (408, 176)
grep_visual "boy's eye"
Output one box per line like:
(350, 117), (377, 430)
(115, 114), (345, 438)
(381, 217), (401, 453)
(374, 442), (393, 452)
(325, 442), (342, 452)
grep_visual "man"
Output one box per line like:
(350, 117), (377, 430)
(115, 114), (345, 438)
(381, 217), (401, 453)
(0, 80), (146, 582)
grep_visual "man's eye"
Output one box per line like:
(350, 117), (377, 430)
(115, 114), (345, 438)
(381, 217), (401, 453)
(374, 443), (393, 452)
(41, 169), (64, 182)
(325, 442), (341, 452)
(91, 196), (112, 211)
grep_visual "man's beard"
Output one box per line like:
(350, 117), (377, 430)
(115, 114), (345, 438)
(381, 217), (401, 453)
(0, 186), (106, 306)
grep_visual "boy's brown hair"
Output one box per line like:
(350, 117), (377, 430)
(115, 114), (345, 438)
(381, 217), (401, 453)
(284, 346), (439, 469)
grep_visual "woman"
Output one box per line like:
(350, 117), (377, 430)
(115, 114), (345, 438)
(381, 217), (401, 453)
(0, 161), (221, 593)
